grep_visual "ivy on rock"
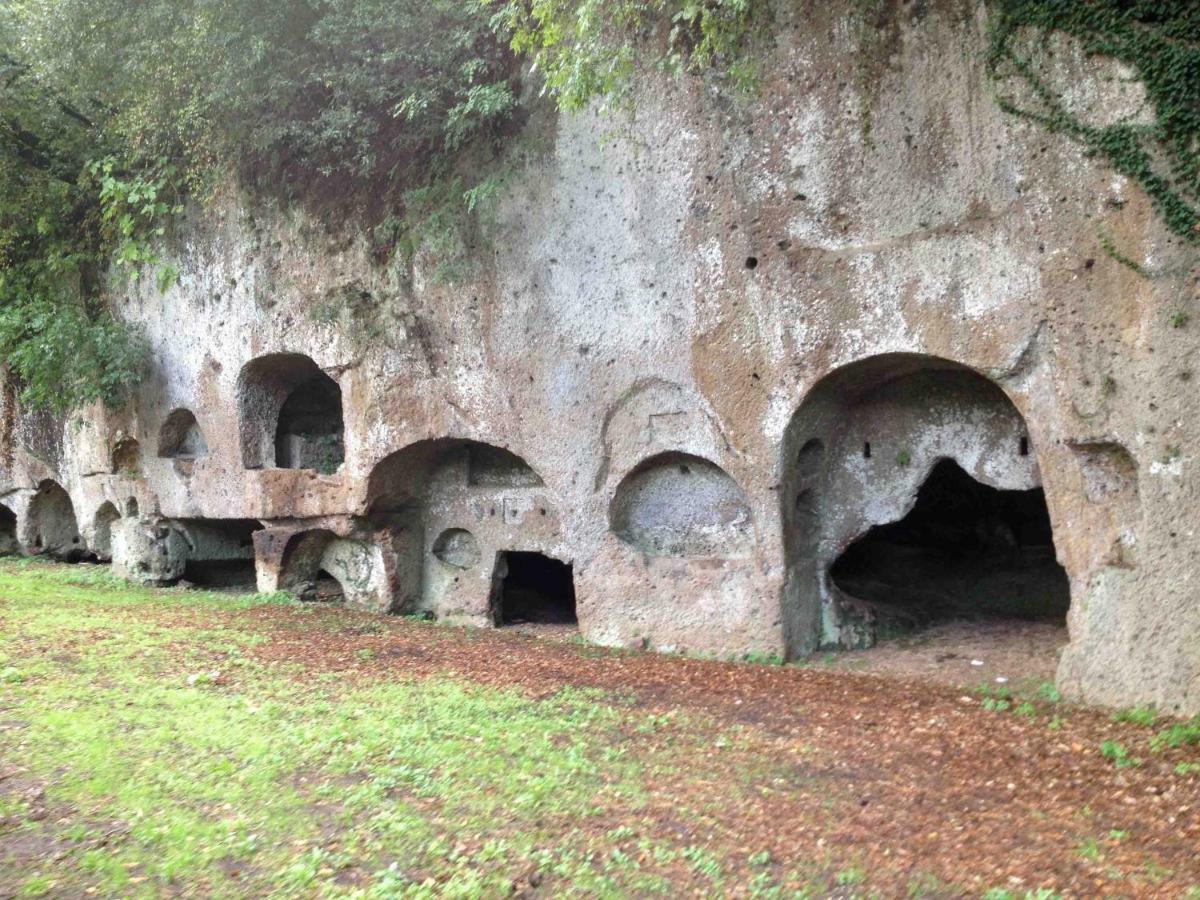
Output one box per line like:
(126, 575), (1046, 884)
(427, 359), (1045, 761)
(988, 0), (1200, 243)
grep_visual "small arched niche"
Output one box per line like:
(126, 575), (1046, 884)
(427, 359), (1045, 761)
(780, 353), (1069, 656)
(111, 437), (141, 475)
(0, 504), (18, 555)
(610, 452), (753, 557)
(158, 408), (209, 459)
(92, 502), (121, 561)
(366, 438), (544, 515)
(278, 529), (375, 604)
(26, 480), (82, 560)
(236, 354), (344, 472)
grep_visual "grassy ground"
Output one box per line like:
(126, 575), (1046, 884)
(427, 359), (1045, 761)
(1, 559), (1198, 898)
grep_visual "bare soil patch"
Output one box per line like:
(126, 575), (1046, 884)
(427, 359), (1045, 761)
(811, 619), (1068, 694)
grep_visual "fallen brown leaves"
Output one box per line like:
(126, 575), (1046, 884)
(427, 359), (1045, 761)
(151, 602), (1200, 896)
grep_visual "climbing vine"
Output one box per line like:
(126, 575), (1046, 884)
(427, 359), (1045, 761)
(988, 0), (1200, 243)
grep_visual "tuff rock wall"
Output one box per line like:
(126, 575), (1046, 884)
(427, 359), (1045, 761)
(0, 0), (1197, 713)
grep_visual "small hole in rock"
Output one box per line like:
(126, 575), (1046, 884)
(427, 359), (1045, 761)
(745, 256), (759, 270)
(863, 442), (872, 459)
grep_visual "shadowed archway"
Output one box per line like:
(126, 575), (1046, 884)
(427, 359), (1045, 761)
(26, 480), (82, 560)
(92, 501), (121, 561)
(780, 353), (1068, 656)
(236, 354), (344, 472)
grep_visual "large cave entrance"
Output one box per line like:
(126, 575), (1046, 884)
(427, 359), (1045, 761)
(492, 552), (577, 628)
(830, 459), (1069, 630)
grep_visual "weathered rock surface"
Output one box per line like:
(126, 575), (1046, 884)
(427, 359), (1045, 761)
(0, 1), (1196, 712)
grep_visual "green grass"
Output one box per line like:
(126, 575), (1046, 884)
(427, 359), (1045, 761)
(0, 564), (648, 897)
(0, 560), (753, 896)
(1100, 740), (1142, 770)
(1113, 706), (1158, 727)
(4, 559), (1194, 897)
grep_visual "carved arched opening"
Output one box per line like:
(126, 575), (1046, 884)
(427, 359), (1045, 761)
(111, 437), (141, 475)
(26, 480), (82, 560)
(609, 452), (753, 558)
(0, 504), (17, 555)
(276, 529), (378, 604)
(92, 501), (121, 561)
(236, 354), (344, 472)
(158, 408), (209, 459)
(366, 439), (543, 514)
(780, 353), (1068, 656)
(365, 439), (552, 621)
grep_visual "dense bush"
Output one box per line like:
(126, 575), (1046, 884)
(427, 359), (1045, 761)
(495, 0), (770, 112)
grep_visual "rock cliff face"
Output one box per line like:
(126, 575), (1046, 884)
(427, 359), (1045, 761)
(1, 1), (1196, 712)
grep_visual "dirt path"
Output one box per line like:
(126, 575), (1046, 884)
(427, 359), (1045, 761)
(229, 604), (1200, 898)
(809, 619), (1069, 694)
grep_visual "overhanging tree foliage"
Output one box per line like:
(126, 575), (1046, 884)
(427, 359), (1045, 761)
(1, 0), (521, 411)
(2, 0), (1194, 413)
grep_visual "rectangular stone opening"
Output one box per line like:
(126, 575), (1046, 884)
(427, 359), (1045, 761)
(491, 551), (577, 629)
(184, 559), (258, 590)
(177, 518), (263, 592)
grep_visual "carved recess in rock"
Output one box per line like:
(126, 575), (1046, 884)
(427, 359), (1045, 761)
(111, 437), (141, 475)
(610, 452), (753, 558)
(279, 529), (377, 604)
(1068, 440), (1140, 569)
(0, 504), (17, 555)
(175, 518), (263, 589)
(490, 551), (576, 626)
(433, 528), (481, 570)
(24, 479), (82, 559)
(780, 353), (1064, 655)
(91, 501), (121, 561)
(366, 438), (557, 621)
(236, 354), (344, 472)
(366, 440), (545, 514)
(158, 408), (209, 478)
(158, 409), (209, 459)
(829, 458), (1069, 630)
